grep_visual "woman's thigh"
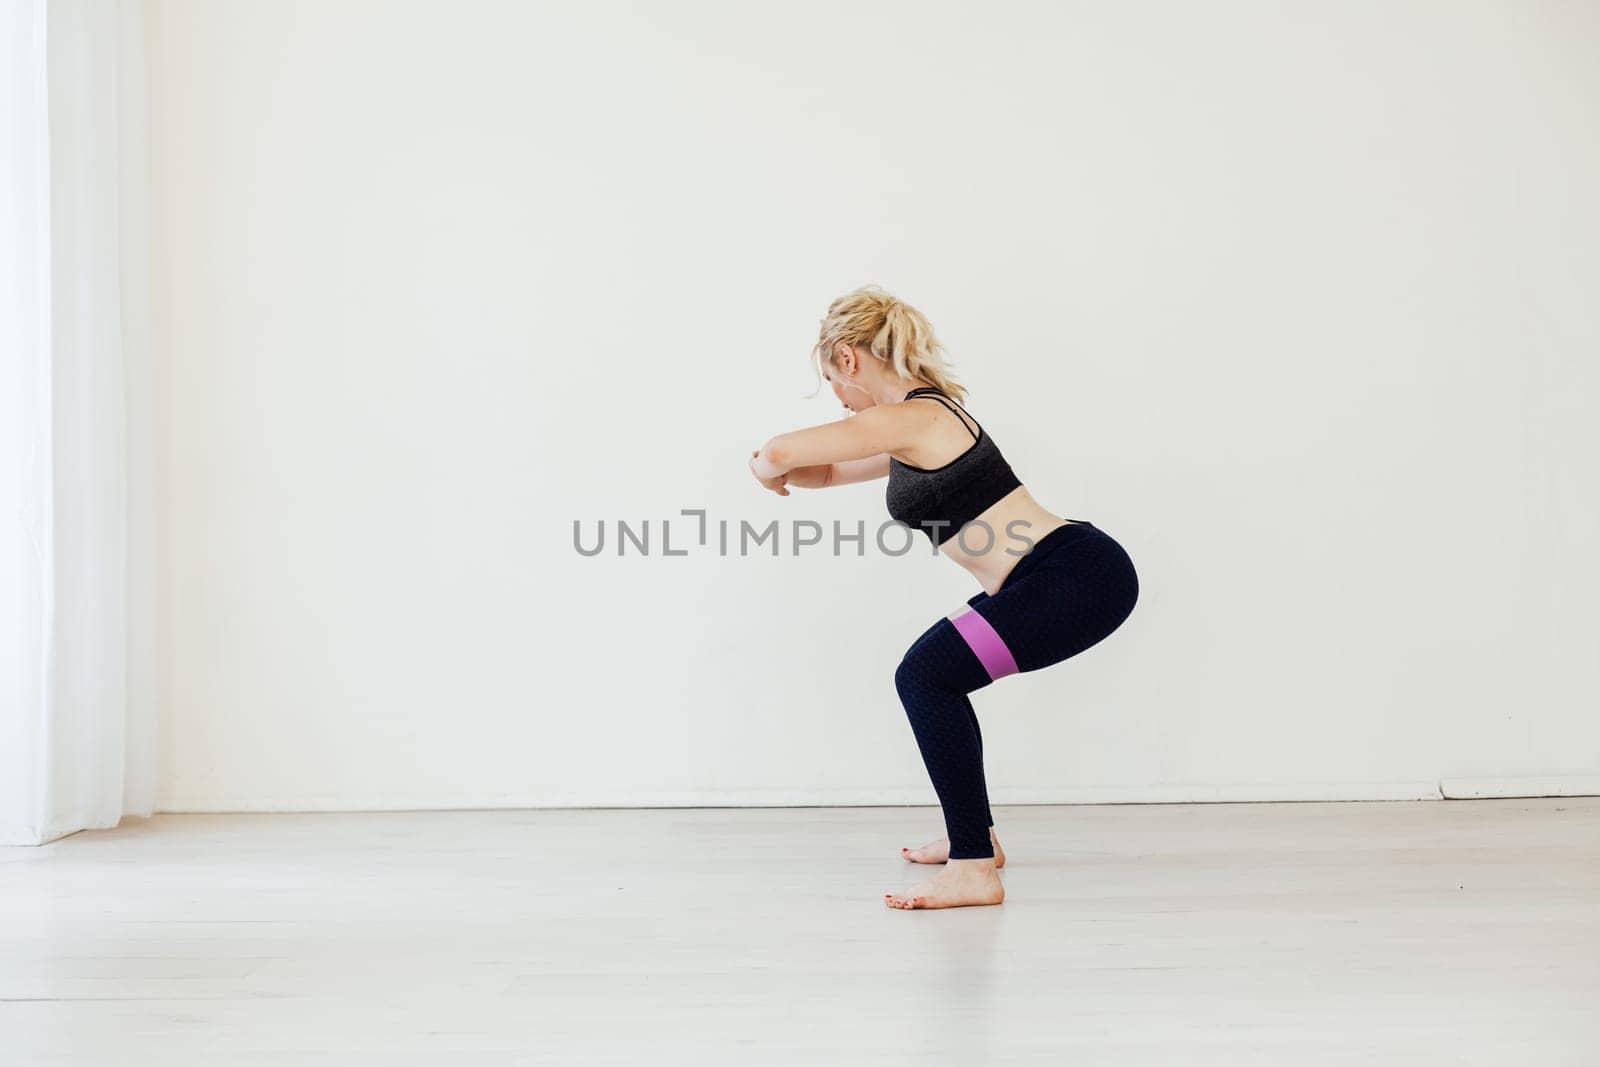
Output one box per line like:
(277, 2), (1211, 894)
(955, 533), (1139, 678)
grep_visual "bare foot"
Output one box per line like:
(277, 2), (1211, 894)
(885, 858), (1005, 910)
(902, 829), (1005, 868)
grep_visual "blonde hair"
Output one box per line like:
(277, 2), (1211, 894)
(808, 284), (967, 405)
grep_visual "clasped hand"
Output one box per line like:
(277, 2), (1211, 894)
(749, 449), (790, 496)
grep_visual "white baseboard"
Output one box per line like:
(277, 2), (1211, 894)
(25, 780), (1591, 843)
(155, 780), (1449, 814)
(1439, 775), (1600, 799)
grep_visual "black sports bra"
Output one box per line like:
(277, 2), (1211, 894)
(885, 387), (1022, 545)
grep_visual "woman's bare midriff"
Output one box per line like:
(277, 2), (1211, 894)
(939, 485), (1081, 596)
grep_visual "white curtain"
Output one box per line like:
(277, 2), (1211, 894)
(1, 0), (156, 846)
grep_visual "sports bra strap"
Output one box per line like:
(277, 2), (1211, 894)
(905, 388), (980, 441)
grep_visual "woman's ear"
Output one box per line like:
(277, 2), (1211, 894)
(832, 342), (857, 377)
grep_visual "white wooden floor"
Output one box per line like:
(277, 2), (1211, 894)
(2, 797), (1597, 1065)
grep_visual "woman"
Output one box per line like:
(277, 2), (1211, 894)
(748, 285), (1139, 910)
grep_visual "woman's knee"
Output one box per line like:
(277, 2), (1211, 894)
(896, 619), (992, 698)
(893, 648), (931, 702)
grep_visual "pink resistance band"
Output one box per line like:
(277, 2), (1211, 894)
(946, 604), (1020, 682)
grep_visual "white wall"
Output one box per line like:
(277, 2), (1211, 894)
(147, 0), (1600, 812)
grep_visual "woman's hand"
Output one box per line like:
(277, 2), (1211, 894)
(750, 449), (790, 496)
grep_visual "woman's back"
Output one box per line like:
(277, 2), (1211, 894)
(886, 386), (1079, 593)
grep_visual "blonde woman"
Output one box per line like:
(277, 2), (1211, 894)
(748, 285), (1139, 910)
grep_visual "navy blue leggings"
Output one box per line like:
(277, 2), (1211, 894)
(893, 520), (1139, 860)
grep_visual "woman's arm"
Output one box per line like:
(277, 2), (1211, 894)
(753, 407), (907, 479)
(783, 453), (891, 489)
